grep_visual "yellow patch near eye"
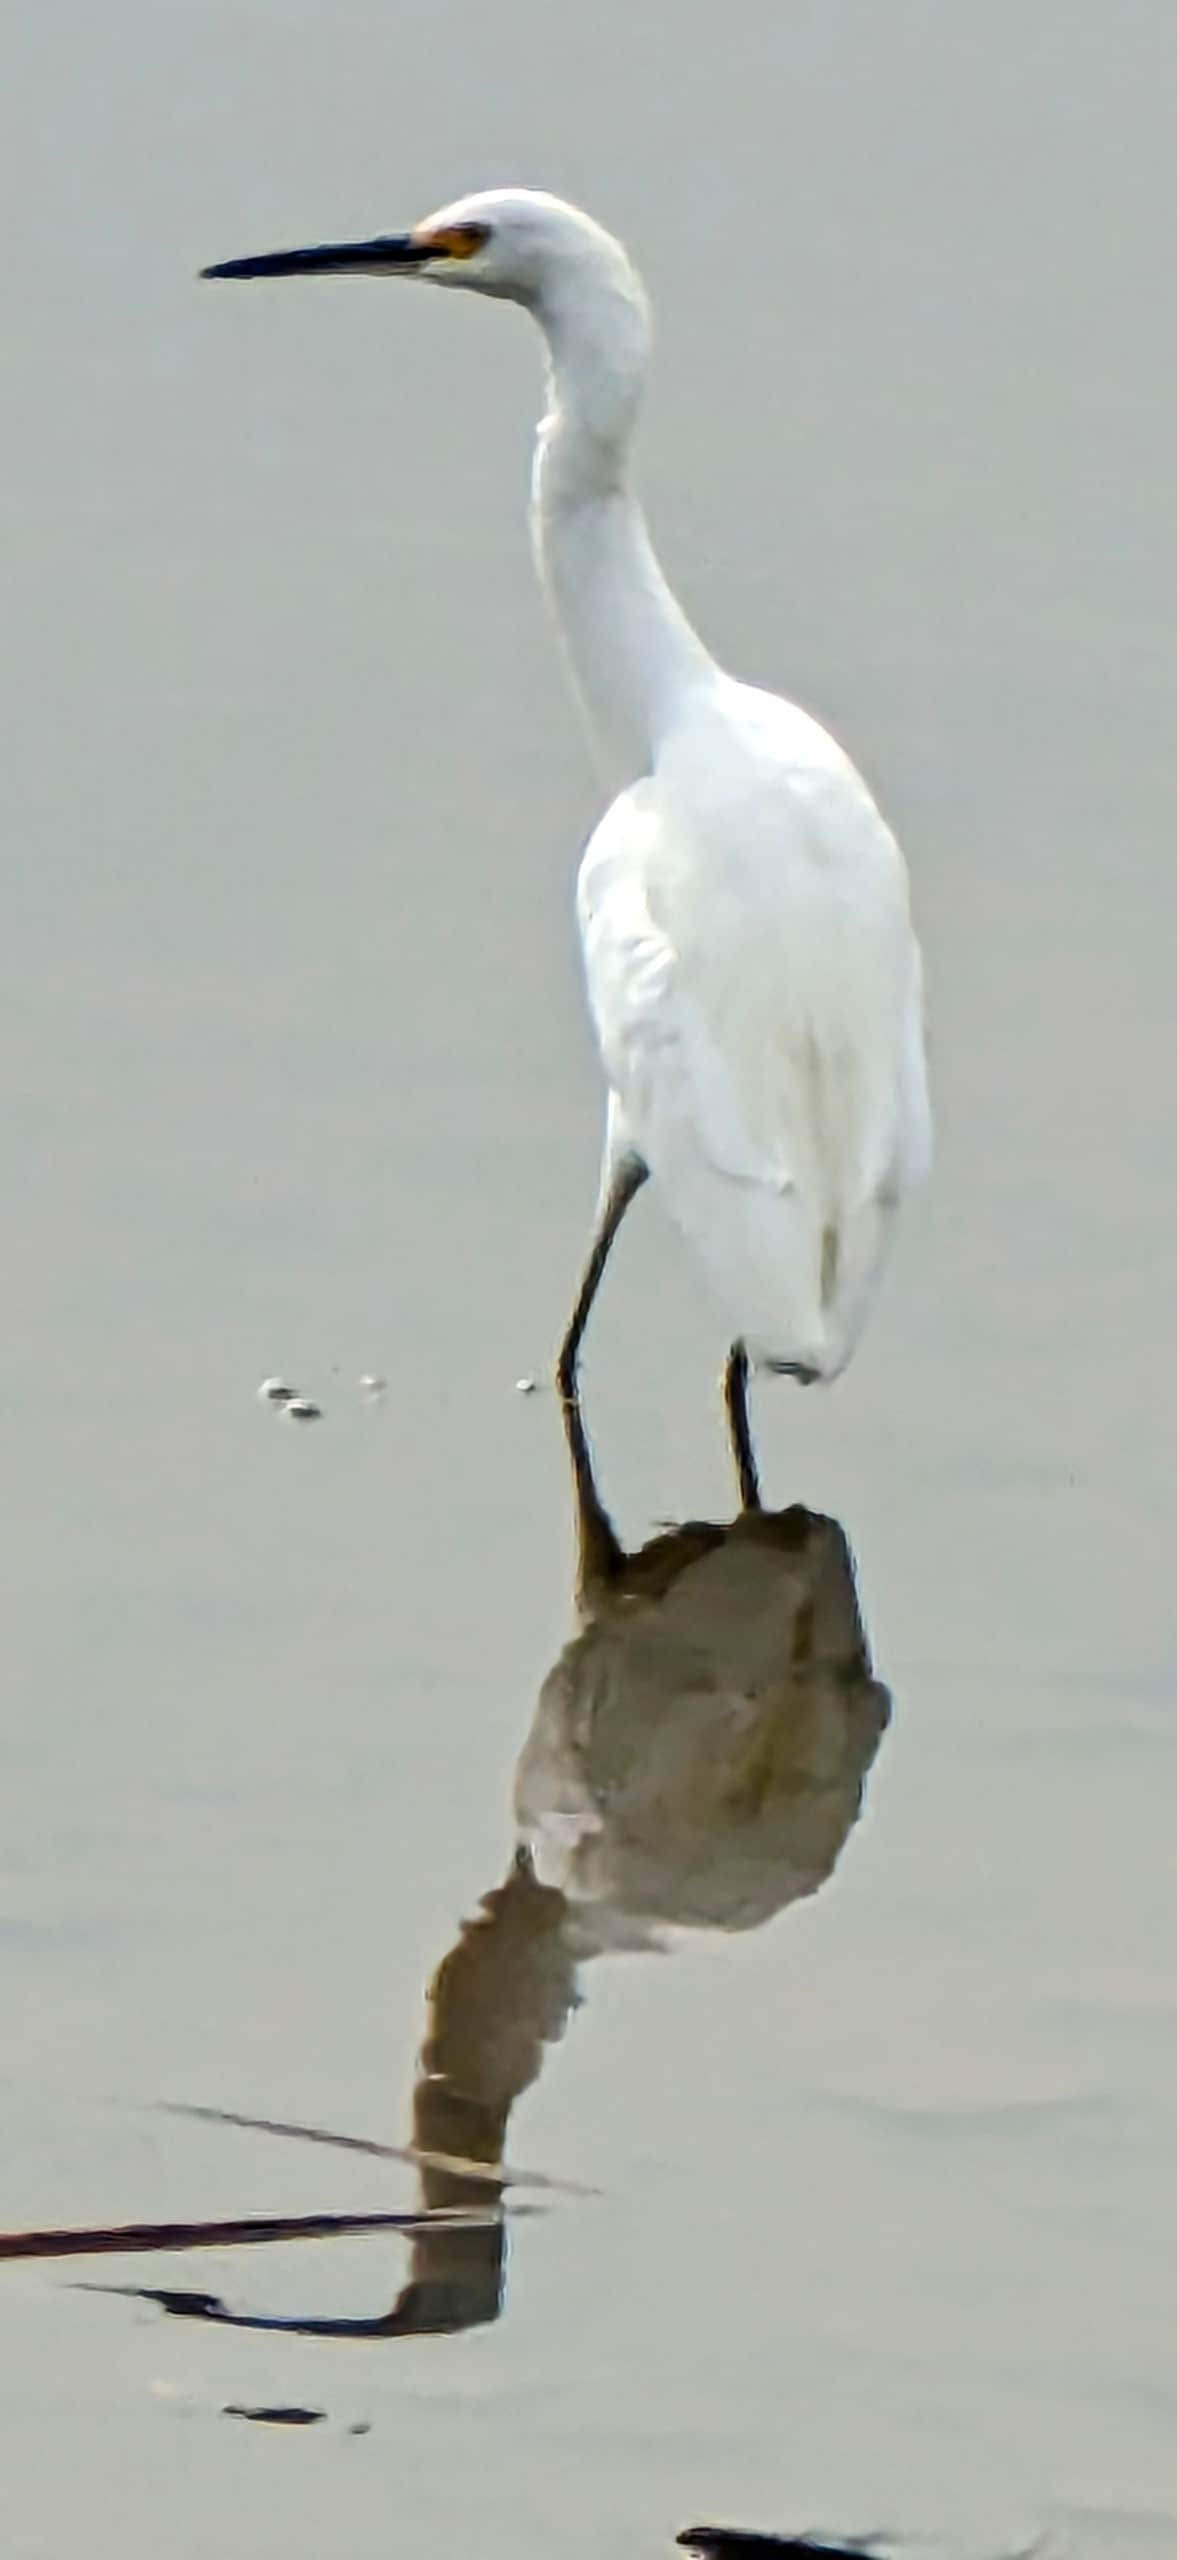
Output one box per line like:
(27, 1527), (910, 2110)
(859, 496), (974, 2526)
(414, 221), (489, 261)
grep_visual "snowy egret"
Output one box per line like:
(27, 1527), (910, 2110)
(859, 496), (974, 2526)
(204, 191), (931, 1418)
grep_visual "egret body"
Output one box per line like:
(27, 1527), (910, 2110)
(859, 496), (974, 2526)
(204, 191), (931, 1416)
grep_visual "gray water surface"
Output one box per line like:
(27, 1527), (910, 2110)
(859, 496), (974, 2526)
(3, 3), (1176, 2553)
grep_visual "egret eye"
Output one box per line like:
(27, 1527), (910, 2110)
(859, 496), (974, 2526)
(414, 220), (490, 261)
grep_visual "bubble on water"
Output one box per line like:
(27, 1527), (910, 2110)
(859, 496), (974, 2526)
(258, 1377), (297, 1406)
(358, 1374), (387, 1400)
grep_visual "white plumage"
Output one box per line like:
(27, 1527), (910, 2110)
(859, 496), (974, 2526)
(204, 188), (930, 1404)
(577, 693), (930, 1376)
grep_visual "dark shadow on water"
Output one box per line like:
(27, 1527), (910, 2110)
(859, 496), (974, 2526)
(676, 2535), (1044, 2560)
(678, 2532), (884, 2558)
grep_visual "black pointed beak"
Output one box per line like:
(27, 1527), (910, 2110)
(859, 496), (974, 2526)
(200, 234), (433, 281)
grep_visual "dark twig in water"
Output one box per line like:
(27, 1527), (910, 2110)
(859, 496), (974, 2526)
(678, 2533), (884, 2559)
(159, 2099), (595, 2195)
(223, 2405), (326, 2426)
(676, 2531), (1046, 2560)
(0, 2202), (505, 2262)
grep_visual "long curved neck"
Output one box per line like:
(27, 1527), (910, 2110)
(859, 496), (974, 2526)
(530, 271), (714, 788)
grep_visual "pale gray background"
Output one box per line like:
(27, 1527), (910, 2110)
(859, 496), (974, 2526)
(2, 1), (1176, 2554)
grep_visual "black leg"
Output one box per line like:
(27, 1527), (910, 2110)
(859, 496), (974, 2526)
(560, 1390), (624, 1606)
(723, 1339), (762, 1513)
(555, 1155), (648, 1405)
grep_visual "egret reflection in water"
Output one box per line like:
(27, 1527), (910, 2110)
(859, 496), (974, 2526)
(517, 1399), (891, 1948)
(93, 1399), (889, 2340)
(377, 1399), (890, 2341)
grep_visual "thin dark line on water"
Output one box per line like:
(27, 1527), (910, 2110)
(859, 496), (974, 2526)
(159, 2098), (597, 2195)
(0, 2202), (507, 2262)
(677, 2533), (885, 2559)
(676, 2531), (1047, 2560)
(223, 2404), (327, 2427)
(72, 2278), (490, 2339)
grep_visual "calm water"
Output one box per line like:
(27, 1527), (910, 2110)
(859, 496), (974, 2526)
(4, 2), (1176, 2553)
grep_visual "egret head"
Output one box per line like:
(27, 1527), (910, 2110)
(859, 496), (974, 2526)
(201, 187), (641, 318)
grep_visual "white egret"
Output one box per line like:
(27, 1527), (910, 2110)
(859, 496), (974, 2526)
(204, 192), (931, 1444)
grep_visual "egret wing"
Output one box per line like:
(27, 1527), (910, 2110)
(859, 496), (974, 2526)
(576, 784), (796, 1193)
